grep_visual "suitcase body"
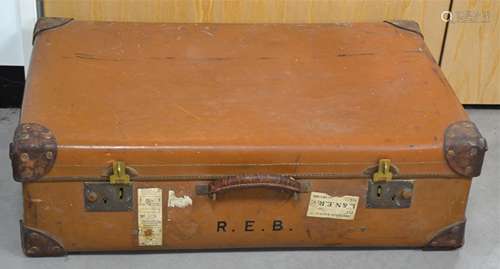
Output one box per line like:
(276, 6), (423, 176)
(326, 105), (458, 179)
(12, 18), (487, 256)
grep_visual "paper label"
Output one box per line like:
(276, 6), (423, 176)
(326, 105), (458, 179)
(167, 190), (193, 208)
(306, 192), (359, 220)
(138, 188), (163, 246)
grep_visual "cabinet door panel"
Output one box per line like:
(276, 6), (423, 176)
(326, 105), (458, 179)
(441, 0), (500, 104)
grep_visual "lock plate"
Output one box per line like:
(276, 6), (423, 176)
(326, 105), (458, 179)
(366, 180), (414, 208)
(84, 182), (133, 211)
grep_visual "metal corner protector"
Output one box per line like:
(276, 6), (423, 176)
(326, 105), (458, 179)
(20, 221), (66, 257)
(9, 123), (57, 182)
(444, 121), (487, 177)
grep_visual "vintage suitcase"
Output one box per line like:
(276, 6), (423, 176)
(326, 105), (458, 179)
(11, 18), (487, 256)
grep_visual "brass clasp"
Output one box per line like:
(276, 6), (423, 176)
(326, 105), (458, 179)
(109, 161), (130, 184)
(372, 159), (393, 182)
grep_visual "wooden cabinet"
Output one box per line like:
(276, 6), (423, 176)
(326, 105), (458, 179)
(42, 0), (499, 104)
(440, 0), (499, 104)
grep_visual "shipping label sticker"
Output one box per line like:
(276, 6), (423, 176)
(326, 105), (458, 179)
(138, 188), (163, 246)
(306, 192), (359, 220)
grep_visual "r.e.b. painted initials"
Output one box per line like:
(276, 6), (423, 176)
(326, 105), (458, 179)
(217, 220), (285, 232)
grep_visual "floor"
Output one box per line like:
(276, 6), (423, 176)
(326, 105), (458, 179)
(0, 108), (498, 269)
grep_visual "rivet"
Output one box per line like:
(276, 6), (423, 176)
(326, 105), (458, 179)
(29, 232), (41, 240)
(45, 151), (53, 160)
(26, 246), (39, 255)
(464, 166), (473, 175)
(20, 153), (30, 161)
(400, 188), (412, 200)
(451, 226), (461, 233)
(87, 192), (98, 203)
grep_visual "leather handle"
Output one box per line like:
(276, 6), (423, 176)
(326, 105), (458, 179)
(196, 175), (308, 200)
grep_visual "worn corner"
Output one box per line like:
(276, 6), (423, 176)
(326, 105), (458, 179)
(423, 220), (466, 250)
(33, 17), (74, 44)
(444, 121), (487, 177)
(384, 20), (423, 38)
(20, 220), (66, 257)
(10, 123), (58, 182)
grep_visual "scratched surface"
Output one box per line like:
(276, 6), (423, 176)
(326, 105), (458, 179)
(24, 22), (463, 147)
(21, 21), (470, 180)
(0, 108), (499, 267)
(42, 0), (449, 61)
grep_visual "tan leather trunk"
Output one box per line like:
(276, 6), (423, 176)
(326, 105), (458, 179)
(11, 18), (487, 256)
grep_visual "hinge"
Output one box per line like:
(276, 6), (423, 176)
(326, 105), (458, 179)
(372, 159), (393, 182)
(109, 161), (130, 184)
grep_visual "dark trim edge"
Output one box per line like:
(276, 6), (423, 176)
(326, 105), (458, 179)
(384, 20), (424, 38)
(33, 17), (73, 44)
(20, 220), (66, 257)
(423, 220), (466, 250)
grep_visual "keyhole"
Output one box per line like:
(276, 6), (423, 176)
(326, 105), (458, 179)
(119, 187), (124, 200)
(377, 185), (383, 197)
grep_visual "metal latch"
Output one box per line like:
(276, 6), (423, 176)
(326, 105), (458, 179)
(84, 161), (133, 212)
(367, 159), (414, 208)
(109, 161), (130, 184)
(372, 159), (393, 182)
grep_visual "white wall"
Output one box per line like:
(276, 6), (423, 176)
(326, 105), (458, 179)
(0, 0), (37, 70)
(18, 0), (38, 71)
(0, 0), (24, 66)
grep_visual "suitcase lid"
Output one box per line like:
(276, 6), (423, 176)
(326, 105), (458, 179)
(13, 19), (487, 182)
